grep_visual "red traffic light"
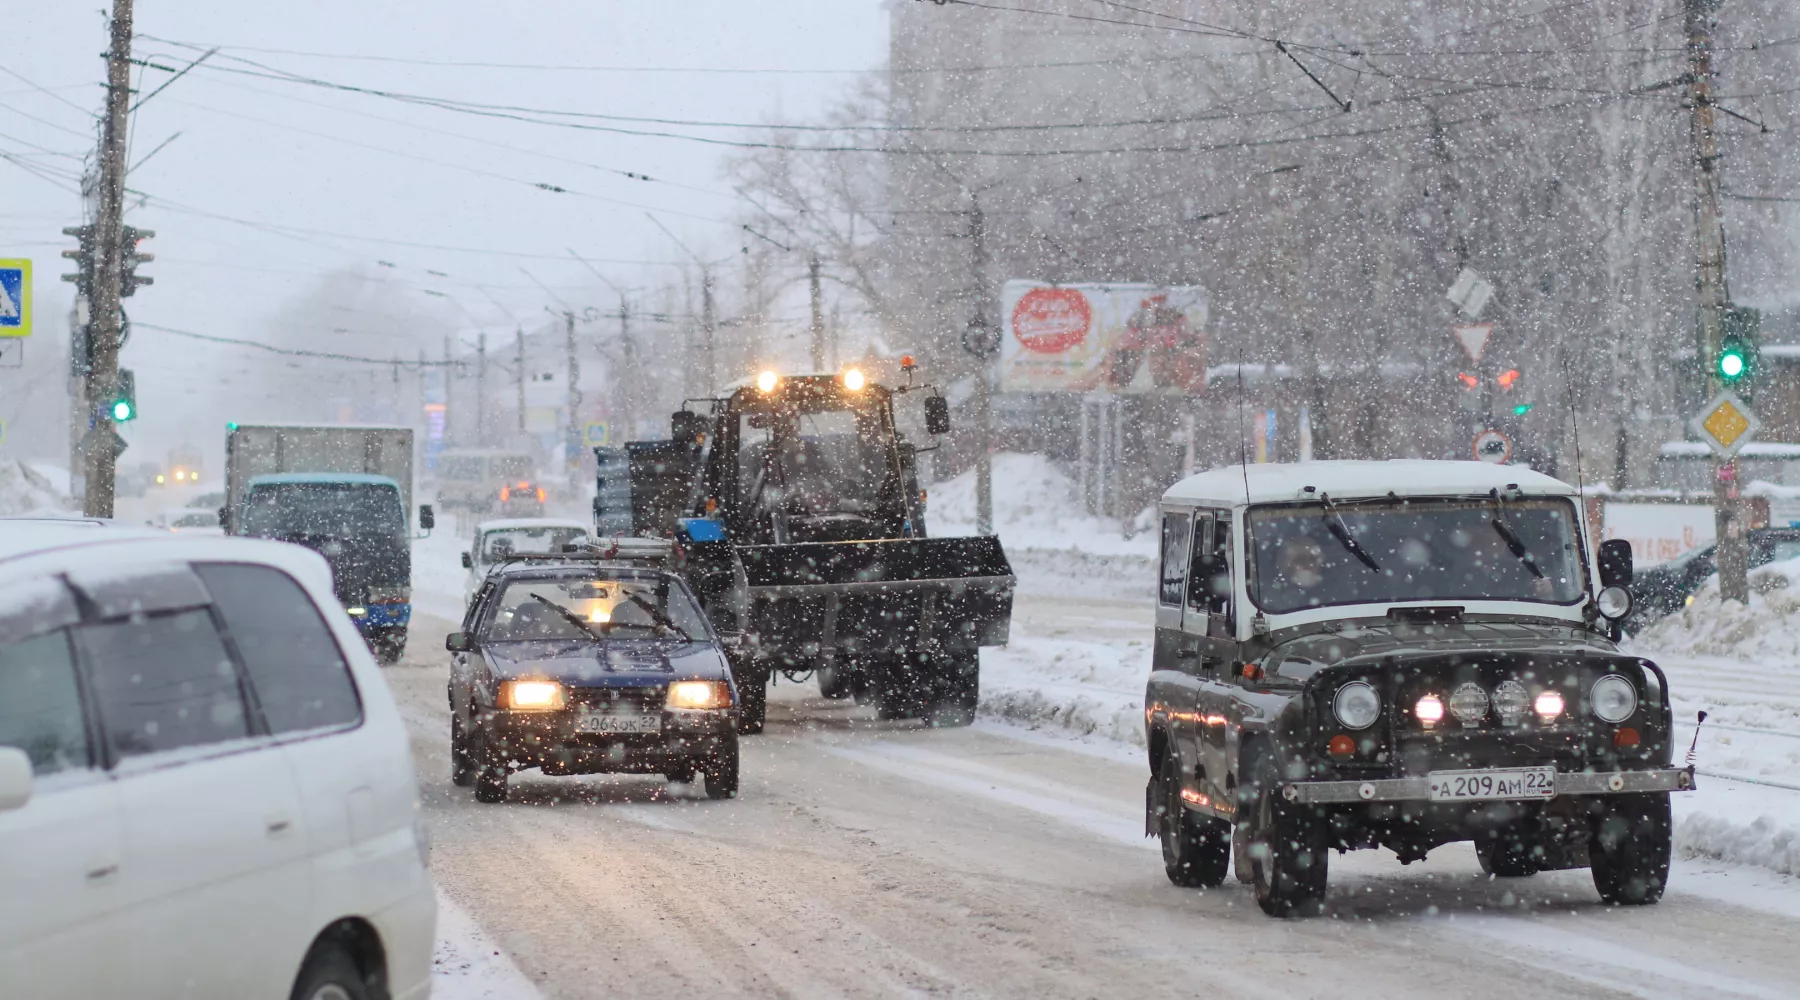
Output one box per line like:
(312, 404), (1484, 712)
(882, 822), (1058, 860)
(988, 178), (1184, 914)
(1457, 373), (1480, 389)
(1497, 369), (1521, 390)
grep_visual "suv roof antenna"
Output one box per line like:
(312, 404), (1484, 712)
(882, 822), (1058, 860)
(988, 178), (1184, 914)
(1236, 347), (1251, 503)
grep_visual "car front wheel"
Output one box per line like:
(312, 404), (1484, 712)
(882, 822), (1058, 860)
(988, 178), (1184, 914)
(290, 945), (370, 1000)
(703, 733), (740, 800)
(450, 711), (477, 788)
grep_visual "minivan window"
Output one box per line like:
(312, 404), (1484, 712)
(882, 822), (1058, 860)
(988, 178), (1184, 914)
(0, 631), (90, 776)
(197, 563), (362, 734)
(78, 609), (249, 758)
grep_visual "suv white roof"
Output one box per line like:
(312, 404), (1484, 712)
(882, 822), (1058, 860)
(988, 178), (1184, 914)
(475, 518), (589, 534)
(1163, 460), (1578, 508)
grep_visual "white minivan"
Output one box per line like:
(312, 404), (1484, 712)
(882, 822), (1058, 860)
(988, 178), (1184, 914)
(0, 519), (434, 1000)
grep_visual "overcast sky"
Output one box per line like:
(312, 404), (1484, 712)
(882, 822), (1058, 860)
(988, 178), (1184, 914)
(1, 0), (889, 462)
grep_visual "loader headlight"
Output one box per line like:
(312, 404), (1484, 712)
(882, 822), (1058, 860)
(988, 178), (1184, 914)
(666, 680), (732, 710)
(842, 367), (866, 391)
(757, 370), (780, 393)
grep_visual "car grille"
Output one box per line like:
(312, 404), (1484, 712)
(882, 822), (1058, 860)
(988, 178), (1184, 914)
(566, 686), (665, 713)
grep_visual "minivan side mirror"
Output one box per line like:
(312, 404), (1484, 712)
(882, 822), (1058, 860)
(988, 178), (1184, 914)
(445, 632), (474, 653)
(419, 505), (436, 531)
(461, 552), (472, 569)
(1598, 538), (1634, 588)
(0, 746), (33, 813)
(925, 395), (951, 435)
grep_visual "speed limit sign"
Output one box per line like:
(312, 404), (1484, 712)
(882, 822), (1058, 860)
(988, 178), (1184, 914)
(1473, 428), (1513, 464)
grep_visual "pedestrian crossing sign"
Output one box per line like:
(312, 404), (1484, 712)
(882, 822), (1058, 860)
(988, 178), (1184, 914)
(0, 259), (30, 338)
(584, 422), (610, 447)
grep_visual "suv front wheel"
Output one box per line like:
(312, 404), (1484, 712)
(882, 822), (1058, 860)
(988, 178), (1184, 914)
(1240, 753), (1329, 917)
(1590, 792), (1671, 905)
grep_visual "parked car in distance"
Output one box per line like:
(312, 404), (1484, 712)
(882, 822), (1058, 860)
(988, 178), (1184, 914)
(447, 548), (740, 803)
(435, 449), (537, 514)
(463, 517), (592, 601)
(150, 507), (224, 534)
(1624, 527), (1800, 634)
(0, 520), (434, 1000)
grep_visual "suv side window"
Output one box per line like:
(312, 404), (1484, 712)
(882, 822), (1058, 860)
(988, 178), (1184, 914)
(196, 563), (362, 735)
(77, 609), (249, 758)
(1188, 512), (1234, 621)
(1159, 511), (1193, 607)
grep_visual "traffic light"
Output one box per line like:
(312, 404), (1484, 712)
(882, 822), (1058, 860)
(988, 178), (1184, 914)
(1717, 305), (1760, 386)
(61, 225), (95, 296)
(109, 369), (137, 422)
(120, 226), (154, 298)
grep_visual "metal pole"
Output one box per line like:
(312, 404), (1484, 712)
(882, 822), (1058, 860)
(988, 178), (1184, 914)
(617, 293), (634, 440)
(565, 310), (580, 489)
(443, 336), (454, 445)
(1687, 0), (1746, 602)
(969, 202), (995, 537)
(81, 0), (133, 517)
(516, 326), (526, 435)
(476, 333), (487, 446)
(809, 254), (826, 372)
(701, 270), (717, 396)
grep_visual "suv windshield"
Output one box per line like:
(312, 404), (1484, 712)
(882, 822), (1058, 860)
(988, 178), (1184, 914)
(482, 573), (709, 642)
(1247, 497), (1584, 614)
(242, 482), (403, 540)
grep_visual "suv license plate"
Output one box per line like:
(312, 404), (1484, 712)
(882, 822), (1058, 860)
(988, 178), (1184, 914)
(1427, 766), (1555, 802)
(577, 712), (661, 735)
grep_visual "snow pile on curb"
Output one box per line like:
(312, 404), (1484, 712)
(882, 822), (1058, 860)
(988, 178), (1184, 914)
(0, 460), (75, 516)
(1676, 812), (1800, 878)
(1635, 557), (1800, 663)
(932, 452), (1156, 598)
(978, 633), (1149, 747)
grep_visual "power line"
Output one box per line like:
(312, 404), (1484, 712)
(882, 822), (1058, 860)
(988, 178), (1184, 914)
(136, 321), (464, 366)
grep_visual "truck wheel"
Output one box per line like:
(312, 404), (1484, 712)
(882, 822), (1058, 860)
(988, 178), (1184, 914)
(1157, 749), (1230, 887)
(1589, 792), (1671, 905)
(1475, 830), (1540, 878)
(372, 628), (406, 665)
(928, 650), (979, 728)
(737, 669), (768, 735)
(450, 713), (477, 788)
(703, 733), (740, 800)
(1243, 755), (1328, 917)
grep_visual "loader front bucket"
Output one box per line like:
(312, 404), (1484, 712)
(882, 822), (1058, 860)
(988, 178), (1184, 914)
(736, 536), (1015, 656)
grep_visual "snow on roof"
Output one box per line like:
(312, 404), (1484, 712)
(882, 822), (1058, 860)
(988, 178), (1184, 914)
(1660, 441), (1800, 459)
(1162, 460), (1578, 507)
(475, 517), (590, 532)
(247, 472), (401, 488)
(0, 518), (164, 563)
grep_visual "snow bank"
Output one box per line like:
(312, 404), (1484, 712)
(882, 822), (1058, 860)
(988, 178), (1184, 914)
(931, 452), (1156, 598)
(1634, 556), (1800, 662)
(979, 633), (1149, 747)
(0, 460), (75, 516)
(1676, 812), (1800, 878)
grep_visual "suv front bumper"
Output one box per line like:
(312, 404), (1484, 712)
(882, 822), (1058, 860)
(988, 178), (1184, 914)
(1282, 766), (1695, 805)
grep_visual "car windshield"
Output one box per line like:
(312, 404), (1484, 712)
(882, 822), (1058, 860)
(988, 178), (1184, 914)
(492, 455), (534, 480)
(241, 482), (403, 539)
(439, 456), (483, 480)
(1247, 497), (1584, 614)
(482, 574), (708, 642)
(480, 526), (587, 561)
(738, 401), (891, 515)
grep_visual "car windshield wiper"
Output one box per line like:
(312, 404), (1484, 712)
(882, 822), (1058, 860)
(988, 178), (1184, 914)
(1318, 492), (1381, 573)
(626, 593), (695, 642)
(1488, 489), (1545, 579)
(529, 593), (612, 643)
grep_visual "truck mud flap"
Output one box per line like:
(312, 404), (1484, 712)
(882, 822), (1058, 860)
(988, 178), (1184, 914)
(736, 537), (1015, 652)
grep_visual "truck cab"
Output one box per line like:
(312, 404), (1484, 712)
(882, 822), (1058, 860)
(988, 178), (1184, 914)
(1145, 460), (1691, 916)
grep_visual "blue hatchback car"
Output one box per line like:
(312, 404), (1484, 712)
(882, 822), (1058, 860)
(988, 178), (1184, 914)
(446, 556), (740, 802)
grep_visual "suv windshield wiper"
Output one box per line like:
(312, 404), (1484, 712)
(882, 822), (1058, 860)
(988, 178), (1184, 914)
(529, 593), (611, 643)
(1319, 492), (1381, 573)
(626, 593), (694, 642)
(1488, 489), (1545, 579)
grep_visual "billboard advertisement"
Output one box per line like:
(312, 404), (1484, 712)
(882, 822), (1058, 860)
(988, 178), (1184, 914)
(998, 281), (1209, 394)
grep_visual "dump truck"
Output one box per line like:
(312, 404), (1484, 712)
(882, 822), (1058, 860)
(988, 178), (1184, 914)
(221, 424), (434, 663)
(597, 366), (1015, 734)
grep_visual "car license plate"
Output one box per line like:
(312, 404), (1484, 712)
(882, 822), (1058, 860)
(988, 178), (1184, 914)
(576, 712), (661, 735)
(1426, 766), (1555, 802)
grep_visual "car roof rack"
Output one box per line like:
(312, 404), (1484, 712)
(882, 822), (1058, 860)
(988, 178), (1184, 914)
(489, 536), (674, 571)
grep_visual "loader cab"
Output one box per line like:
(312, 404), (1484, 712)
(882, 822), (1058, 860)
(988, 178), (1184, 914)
(711, 373), (910, 545)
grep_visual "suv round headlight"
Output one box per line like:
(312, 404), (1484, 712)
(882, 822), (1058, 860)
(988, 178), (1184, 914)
(1332, 681), (1381, 730)
(1589, 674), (1638, 724)
(1596, 586), (1632, 621)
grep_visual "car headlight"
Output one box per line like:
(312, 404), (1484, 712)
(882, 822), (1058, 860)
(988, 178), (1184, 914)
(1332, 681), (1380, 730)
(346, 606), (369, 617)
(1589, 674), (1638, 724)
(666, 680), (732, 710)
(500, 680), (566, 711)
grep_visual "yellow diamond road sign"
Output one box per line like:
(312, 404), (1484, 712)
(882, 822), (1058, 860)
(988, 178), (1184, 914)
(1690, 391), (1761, 460)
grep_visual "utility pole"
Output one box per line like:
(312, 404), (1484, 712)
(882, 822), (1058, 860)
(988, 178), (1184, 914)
(475, 333), (488, 446)
(515, 326), (527, 435)
(443, 336), (454, 445)
(80, 0), (134, 517)
(564, 310), (580, 489)
(809, 254), (827, 372)
(1686, 0), (1747, 602)
(969, 202), (995, 537)
(700, 270), (718, 396)
(616, 292), (635, 440)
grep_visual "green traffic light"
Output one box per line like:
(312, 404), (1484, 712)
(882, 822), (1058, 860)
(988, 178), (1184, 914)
(1719, 349), (1747, 380)
(1512, 404), (1533, 416)
(227, 421), (239, 432)
(111, 399), (134, 422)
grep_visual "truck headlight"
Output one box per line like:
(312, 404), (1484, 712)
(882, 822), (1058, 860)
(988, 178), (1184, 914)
(1332, 681), (1380, 730)
(666, 680), (732, 710)
(500, 680), (566, 711)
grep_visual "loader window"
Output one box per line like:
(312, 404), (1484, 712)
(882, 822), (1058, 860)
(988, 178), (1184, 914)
(738, 406), (889, 513)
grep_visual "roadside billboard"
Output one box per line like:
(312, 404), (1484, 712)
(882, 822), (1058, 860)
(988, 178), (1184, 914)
(1601, 502), (1715, 567)
(998, 281), (1208, 394)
